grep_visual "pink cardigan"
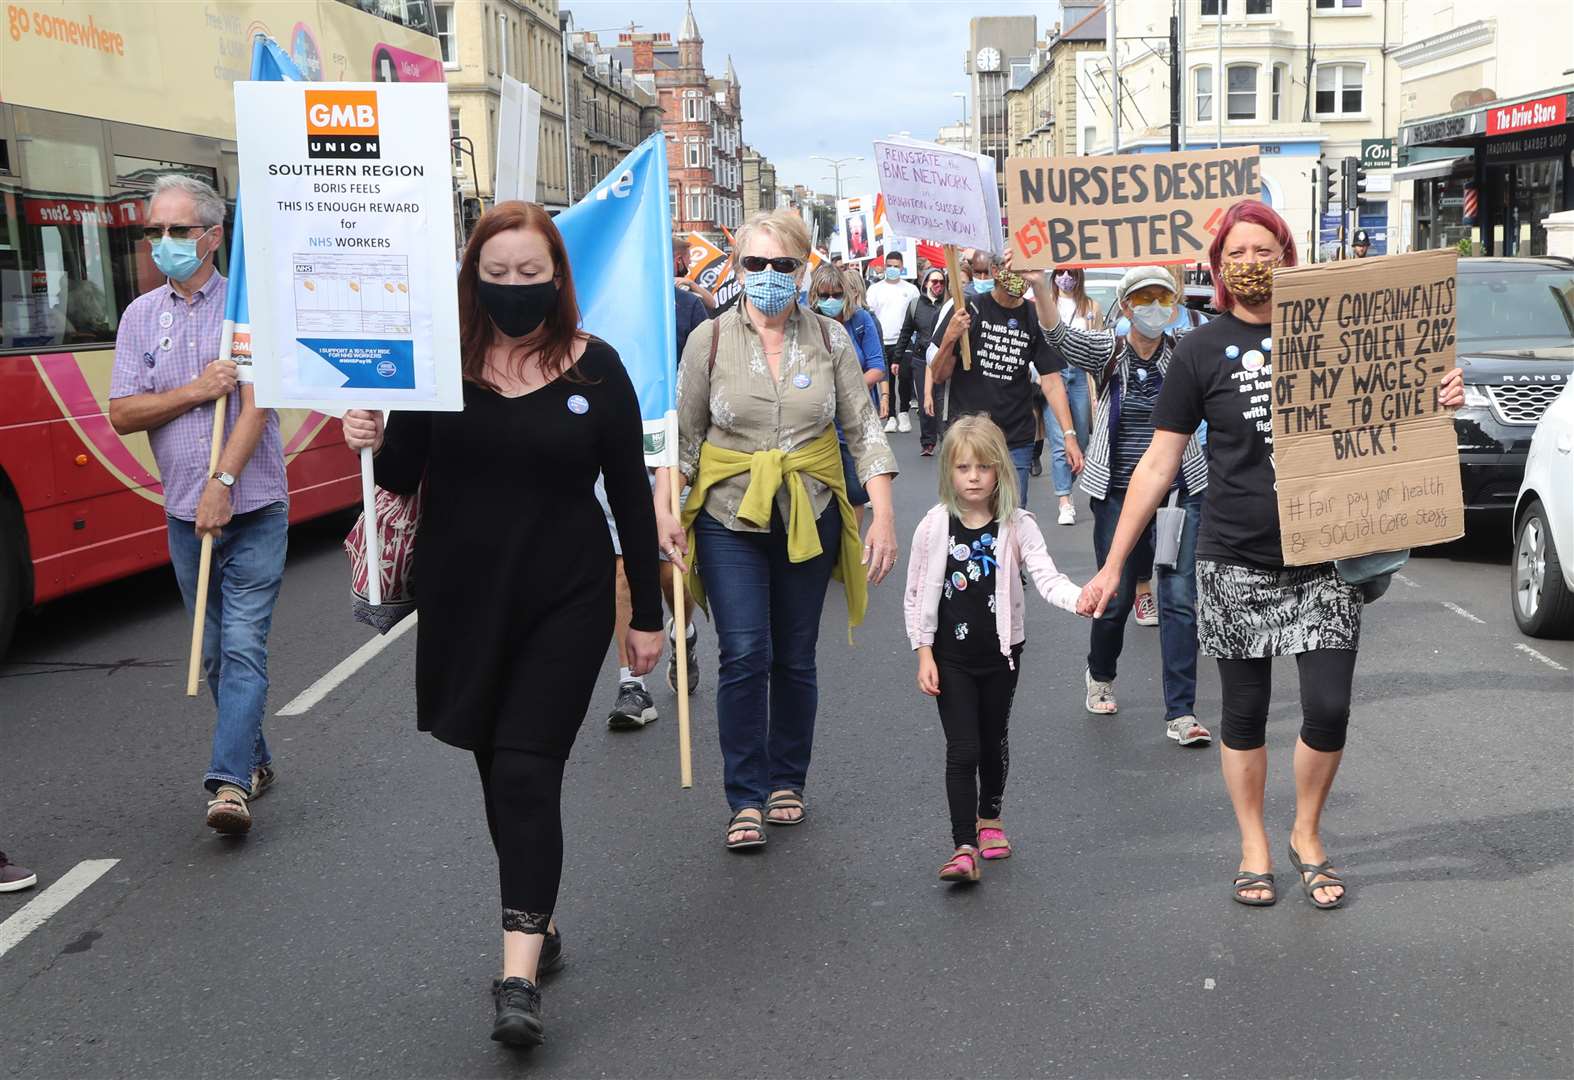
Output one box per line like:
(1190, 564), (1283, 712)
(904, 505), (1082, 668)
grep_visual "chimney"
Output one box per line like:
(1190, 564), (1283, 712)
(630, 36), (655, 72)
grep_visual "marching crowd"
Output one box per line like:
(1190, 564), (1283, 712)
(0, 173), (1468, 1050)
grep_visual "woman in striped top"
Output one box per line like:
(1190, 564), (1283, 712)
(1029, 264), (1213, 750)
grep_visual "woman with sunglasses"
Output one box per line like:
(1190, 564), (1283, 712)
(805, 263), (886, 529)
(654, 210), (899, 851)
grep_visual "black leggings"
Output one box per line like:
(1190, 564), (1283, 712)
(1217, 649), (1358, 752)
(475, 748), (566, 935)
(935, 650), (1020, 848)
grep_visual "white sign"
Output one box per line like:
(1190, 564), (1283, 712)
(495, 75), (542, 203)
(873, 137), (997, 252)
(235, 81), (463, 413)
(836, 194), (878, 263)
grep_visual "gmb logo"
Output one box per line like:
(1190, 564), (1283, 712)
(305, 90), (380, 160)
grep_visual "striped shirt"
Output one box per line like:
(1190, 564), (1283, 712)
(109, 273), (288, 521)
(1041, 320), (1208, 502)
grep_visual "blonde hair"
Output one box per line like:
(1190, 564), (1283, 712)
(839, 268), (868, 316)
(937, 415), (1018, 521)
(735, 209), (811, 262)
(806, 263), (849, 320)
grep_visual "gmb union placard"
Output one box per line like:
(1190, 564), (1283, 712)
(235, 82), (463, 413)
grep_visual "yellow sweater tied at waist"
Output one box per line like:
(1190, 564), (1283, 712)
(682, 427), (867, 639)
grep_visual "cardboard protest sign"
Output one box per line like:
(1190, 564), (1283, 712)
(1006, 146), (1260, 269)
(1271, 249), (1465, 564)
(874, 138), (994, 252)
(836, 195), (877, 262)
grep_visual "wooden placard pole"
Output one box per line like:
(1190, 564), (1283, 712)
(186, 319), (237, 698)
(669, 476), (693, 789)
(943, 243), (972, 370)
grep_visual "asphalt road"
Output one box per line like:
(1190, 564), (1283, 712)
(3, 434), (1571, 1079)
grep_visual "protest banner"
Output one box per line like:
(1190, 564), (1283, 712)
(872, 137), (994, 252)
(234, 80), (463, 416)
(1271, 249), (1465, 565)
(683, 231), (739, 308)
(494, 75), (541, 203)
(1006, 146), (1260, 269)
(555, 133), (692, 787)
(836, 195), (877, 262)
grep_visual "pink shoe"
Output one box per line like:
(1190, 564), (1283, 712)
(939, 845), (982, 882)
(976, 818), (1012, 860)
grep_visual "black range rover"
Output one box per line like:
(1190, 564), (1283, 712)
(1453, 257), (1574, 516)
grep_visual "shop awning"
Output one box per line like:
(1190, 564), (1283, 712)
(1393, 154), (1473, 181)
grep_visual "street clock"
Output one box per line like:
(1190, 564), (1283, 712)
(975, 47), (1001, 72)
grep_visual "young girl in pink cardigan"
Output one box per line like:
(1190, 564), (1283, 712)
(904, 416), (1086, 882)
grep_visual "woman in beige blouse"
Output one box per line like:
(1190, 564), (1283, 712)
(655, 209), (898, 851)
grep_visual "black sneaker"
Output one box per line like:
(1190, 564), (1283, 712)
(0, 850), (38, 893)
(607, 680), (658, 729)
(665, 620), (701, 695)
(491, 977), (544, 1046)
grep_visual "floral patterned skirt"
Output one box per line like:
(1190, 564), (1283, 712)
(1196, 559), (1362, 659)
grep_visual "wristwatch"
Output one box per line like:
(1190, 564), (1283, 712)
(211, 470), (236, 488)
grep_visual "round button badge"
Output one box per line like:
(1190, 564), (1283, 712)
(158, 335), (173, 351)
(158, 311), (174, 329)
(951, 544), (970, 562)
(792, 372), (811, 389)
(567, 394), (590, 415)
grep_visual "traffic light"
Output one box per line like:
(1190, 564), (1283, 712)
(1342, 156), (1368, 206)
(1317, 161), (1338, 214)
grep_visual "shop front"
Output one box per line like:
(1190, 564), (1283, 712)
(1399, 88), (1573, 256)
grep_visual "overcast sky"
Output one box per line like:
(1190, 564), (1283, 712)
(567, 0), (1064, 198)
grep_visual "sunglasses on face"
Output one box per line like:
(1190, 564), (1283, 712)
(140, 224), (211, 242)
(740, 256), (804, 274)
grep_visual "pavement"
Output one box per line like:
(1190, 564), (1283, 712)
(2, 431), (1571, 1079)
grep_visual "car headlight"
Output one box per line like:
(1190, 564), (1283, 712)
(1462, 384), (1491, 408)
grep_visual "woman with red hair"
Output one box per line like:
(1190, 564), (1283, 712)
(1077, 201), (1463, 911)
(343, 202), (664, 1046)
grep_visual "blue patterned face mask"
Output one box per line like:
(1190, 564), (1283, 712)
(743, 268), (798, 316)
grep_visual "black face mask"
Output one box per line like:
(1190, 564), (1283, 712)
(477, 279), (557, 338)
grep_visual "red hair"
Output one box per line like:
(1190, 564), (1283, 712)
(1208, 201), (1298, 312)
(458, 200), (586, 388)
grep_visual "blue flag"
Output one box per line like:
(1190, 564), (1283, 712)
(556, 134), (678, 466)
(224, 36), (303, 378)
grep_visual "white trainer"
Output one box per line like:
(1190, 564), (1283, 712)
(1084, 669), (1118, 715)
(897, 413), (912, 433)
(1057, 503), (1076, 526)
(884, 417), (898, 433)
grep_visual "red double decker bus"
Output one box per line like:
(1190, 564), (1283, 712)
(0, 0), (448, 655)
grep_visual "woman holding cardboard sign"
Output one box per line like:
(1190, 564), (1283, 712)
(1073, 202), (1465, 911)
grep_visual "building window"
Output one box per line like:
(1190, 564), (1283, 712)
(1315, 0), (1363, 8)
(670, 186), (679, 221)
(686, 139), (702, 167)
(1226, 64), (1257, 120)
(1271, 64), (1286, 120)
(1246, 0), (1272, 12)
(1194, 67), (1213, 122)
(1200, 0), (1225, 16)
(450, 110), (463, 171)
(435, 3), (458, 67)
(1314, 63), (1363, 115)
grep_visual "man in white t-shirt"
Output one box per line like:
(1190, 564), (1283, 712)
(864, 250), (920, 431)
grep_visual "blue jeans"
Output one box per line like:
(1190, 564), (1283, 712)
(167, 502), (288, 794)
(695, 505), (840, 811)
(1087, 488), (1200, 720)
(1046, 365), (1092, 497)
(1009, 444), (1035, 508)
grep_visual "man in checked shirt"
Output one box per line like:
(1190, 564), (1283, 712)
(109, 175), (289, 836)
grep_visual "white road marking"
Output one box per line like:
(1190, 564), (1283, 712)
(1204, 977), (1216, 991)
(1441, 601), (1486, 625)
(276, 614), (417, 716)
(0, 859), (119, 960)
(1392, 572), (1421, 589)
(1515, 643), (1570, 672)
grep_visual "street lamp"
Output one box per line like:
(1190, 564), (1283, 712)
(810, 154), (862, 199)
(952, 91), (967, 124)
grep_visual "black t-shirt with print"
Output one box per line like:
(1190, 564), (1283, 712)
(1151, 312), (1282, 568)
(932, 294), (1064, 448)
(934, 517), (1002, 660)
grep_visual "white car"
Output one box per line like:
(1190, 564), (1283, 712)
(1512, 382), (1574, 638)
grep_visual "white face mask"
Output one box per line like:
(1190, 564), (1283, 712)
(1129, 302), (1175, 337)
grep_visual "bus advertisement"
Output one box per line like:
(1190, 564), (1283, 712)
(0, 0), (446, 655)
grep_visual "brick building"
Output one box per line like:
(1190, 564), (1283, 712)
(617, 1), (743, 241)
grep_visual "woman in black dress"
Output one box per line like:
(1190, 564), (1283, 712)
(343, 202), (663, 1047)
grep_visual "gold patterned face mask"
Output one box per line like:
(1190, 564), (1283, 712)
(997, 271), (1027, 298)
(1220, 259), (1278, 305)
